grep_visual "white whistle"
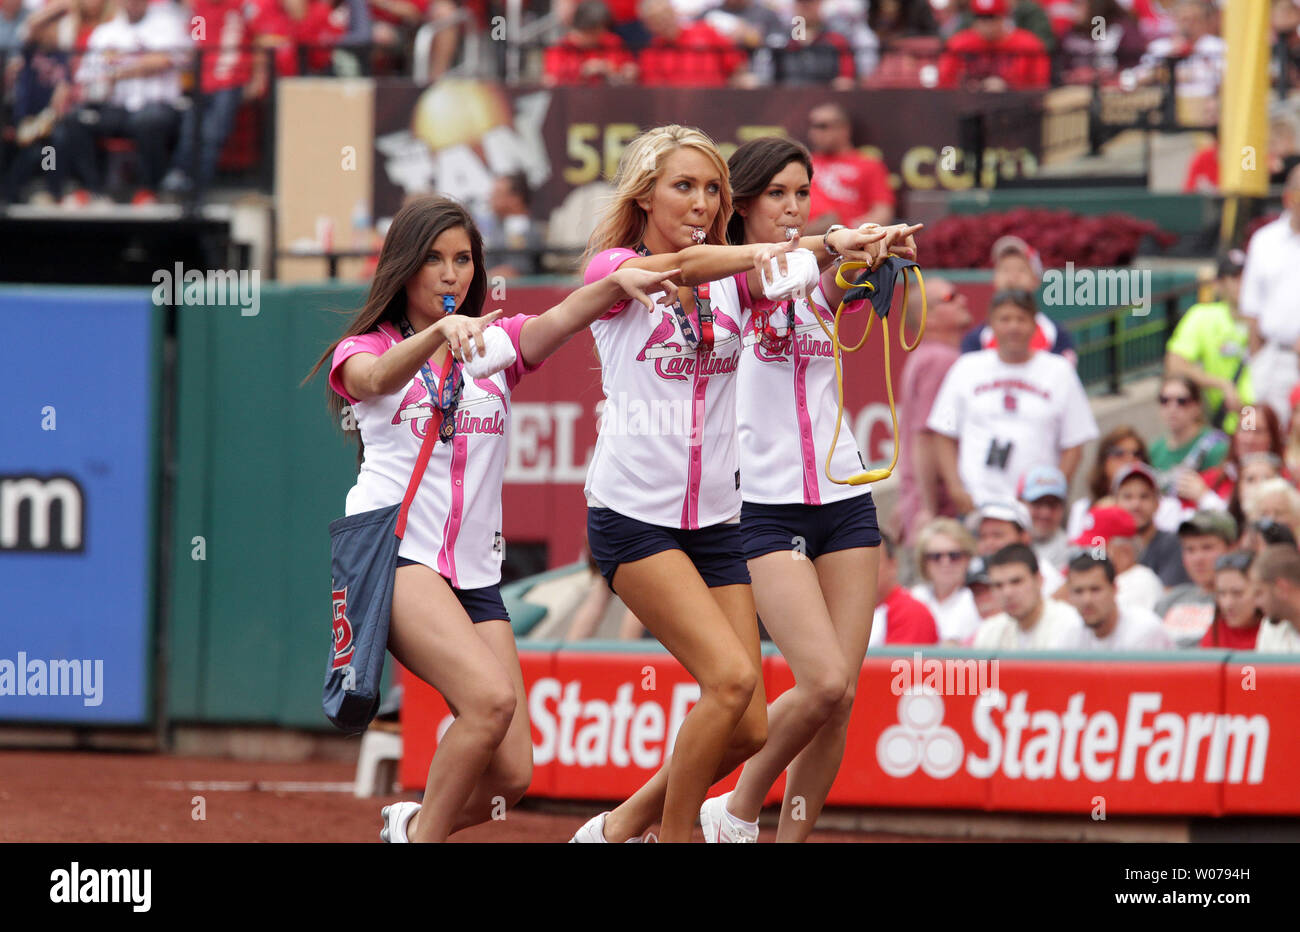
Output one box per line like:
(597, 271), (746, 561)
(760, 248), (820, 301)
(462, 326), (518, 379)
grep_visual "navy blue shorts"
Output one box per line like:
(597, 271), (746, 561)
(739, 492), (881, 562)
(587, 508), (751, 592)
(395, 557), (510, 624)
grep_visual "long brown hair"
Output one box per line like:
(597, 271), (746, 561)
(725, 136), (813, 246)
(1087, 425), (1149, 501)
(304, 195), (487, 432)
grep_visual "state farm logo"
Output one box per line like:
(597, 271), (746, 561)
(876, 689), (963, 779)
(876, 690), (1270, 785)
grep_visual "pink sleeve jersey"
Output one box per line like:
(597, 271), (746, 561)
(583, 248), (744, 529)
(328, 313), (541, 589)
(736, 280), (872, 505)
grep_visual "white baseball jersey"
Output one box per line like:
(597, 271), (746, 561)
(926, 349), (1098, 505)
(329, 314), (539, 590)
(583, 248), (744, 529)
(1065, 604), (1172, 651)
(735, 281), (872, 505)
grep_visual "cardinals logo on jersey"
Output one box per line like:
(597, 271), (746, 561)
(1004, 392), (1017, 412)
(635, 308), (742, 381)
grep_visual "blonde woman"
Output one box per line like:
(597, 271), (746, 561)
(569, 124), (891, 843)
(909, 517), (982, 645)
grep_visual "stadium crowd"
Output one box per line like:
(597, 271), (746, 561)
(884, 170), (1300, 655)
(2, 0), (1296, 206)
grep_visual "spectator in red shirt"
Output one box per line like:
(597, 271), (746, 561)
(635, 0), (752, 88)
(162, 0), (268, 194)
(806, 101), (895, 233)
(871, 532), (940, 646)
(771, 0), (856, 89)
(543, 0), (634, 86)
(1201, 550), (1263, 648)
(249, 0), (352, 76)
(938, 0), (1050, 90)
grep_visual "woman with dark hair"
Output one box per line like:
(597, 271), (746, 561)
(694, 136), (917, 842)
(1066, 425), (1147, 540)
(1201, 550), (1263, 648)
(1150, 374), (1229, 479)
(305, 195), (675, 842)
(569, 125), (908, 844)
(1196, 401), (1288, 504)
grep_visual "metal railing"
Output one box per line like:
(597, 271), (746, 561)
(1069, 278), (1206, 394)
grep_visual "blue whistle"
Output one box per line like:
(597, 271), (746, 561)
(443, 294), (456, 315)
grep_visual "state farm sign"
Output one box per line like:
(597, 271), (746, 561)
(400, 652), (1300, 816)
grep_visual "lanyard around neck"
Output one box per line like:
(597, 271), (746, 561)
(398, 316), (463, 443)
(634, 243), (713, 353)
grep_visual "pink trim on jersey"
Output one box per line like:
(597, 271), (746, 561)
(681, 375), (710, 528)
(585, 248), (639, 320)
(793, 348), (820, 505)
(437, 432), (469, 585)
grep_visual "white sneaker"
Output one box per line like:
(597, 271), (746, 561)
(568, 811), (649, 843)
(699, 793), (758, 843)
(380, 802), (421, 843)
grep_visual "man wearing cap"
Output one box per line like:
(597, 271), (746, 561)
(938, 0), (1050, 90)
(960, 236), (1079, 367)
(1063, 553), (1173, 651)
(1164, 250), (1253, 434)
(1248, 543), (1300, 653)
(1114, 461), (1192, 588)
(896, 275), (971, 543)
(972, 543), (1084, 649)
(1153, 510), (1236, 646)
(1019, 464), (1070, 571)
(928, 290), (1098, 513)
(1073, 504), (1165, 612)
(965, 556), (1003, 623)
(970, 500), (1066, 598)
(1240, 164), (1300, 429)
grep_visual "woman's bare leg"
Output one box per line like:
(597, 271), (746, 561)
(447, 619), (534, 834)
(775, 545), (879, 842)
(387, 566), (517, 843)
(724, 551), (849, 823)
(595, 552), (758, 842)
(601, 579), (767, 842)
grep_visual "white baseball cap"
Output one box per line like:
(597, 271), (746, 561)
(966, 500), (1031, 533)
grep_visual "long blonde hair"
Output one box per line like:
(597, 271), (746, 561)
(582, 124), (732, 269)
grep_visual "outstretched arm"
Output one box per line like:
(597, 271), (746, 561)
(518, 266), (679, 366)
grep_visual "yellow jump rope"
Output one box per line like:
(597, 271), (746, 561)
(810, 258), (928, 485)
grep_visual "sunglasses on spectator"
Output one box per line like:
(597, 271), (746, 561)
(1159, 395), (1194, 406)
(809, 121), (839, 130)
(924, 550), (968, 564)
(1105, 445), (1141, 459)
(1214, 551), (1254, 573)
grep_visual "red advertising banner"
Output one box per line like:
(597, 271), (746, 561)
(399, 649), (1300, 816)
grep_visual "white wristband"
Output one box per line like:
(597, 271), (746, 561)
(461, 326), (518, 379)
(760, 248), (820, 301)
